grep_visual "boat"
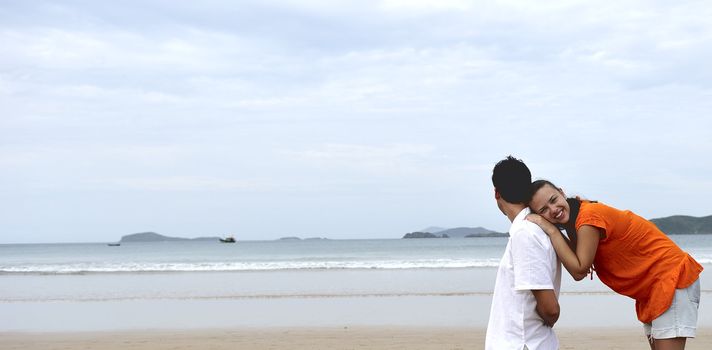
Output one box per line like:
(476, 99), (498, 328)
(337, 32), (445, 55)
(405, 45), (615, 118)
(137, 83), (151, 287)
(219, 236), (236, 243)
(107, 243), (121, 247)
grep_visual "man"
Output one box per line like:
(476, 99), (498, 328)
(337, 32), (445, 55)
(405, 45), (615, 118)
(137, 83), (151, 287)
(485, 156), (562, 350)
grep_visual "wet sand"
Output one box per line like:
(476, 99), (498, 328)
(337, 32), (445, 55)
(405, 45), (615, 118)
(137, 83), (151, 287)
(2, 327), (711, 350)
(3, 268), (709, 349)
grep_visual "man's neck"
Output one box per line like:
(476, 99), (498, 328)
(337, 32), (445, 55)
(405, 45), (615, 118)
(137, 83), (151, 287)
(502, 203), (527, 222)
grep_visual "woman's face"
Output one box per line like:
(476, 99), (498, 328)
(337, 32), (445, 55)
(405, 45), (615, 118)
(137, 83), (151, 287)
(530, 184), (570, 225)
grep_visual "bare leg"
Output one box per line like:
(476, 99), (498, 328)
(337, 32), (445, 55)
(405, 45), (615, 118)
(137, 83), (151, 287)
(649, 337), (687, 350)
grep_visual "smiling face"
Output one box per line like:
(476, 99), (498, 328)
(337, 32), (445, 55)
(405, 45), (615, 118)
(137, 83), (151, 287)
(530, 183), (570, 225)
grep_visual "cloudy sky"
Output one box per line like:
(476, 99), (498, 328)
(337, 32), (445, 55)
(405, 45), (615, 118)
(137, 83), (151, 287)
(2, 1), (711, 243)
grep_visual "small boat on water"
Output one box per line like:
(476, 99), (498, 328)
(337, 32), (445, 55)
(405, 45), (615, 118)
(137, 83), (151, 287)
(219, 236), (236, 243)
(107, 243), (121, 247)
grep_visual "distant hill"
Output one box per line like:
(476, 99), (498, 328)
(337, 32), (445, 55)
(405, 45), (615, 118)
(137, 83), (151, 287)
(651, 215), (712, 235)
(403, 232), (444, 239)
(419, 226), (448, 234)
(408, 214), (712, 239)
(435, 226), (506, 238)
(119, 232), (221, 242)
(404, 226), (506, 238)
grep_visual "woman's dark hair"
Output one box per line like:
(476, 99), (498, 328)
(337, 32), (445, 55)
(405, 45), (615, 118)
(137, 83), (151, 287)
(531, 179), (558, 199)
(530, 179), (586, 249)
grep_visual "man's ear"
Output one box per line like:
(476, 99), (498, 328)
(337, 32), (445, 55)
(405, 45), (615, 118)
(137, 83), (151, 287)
(494, 189), (501, 199)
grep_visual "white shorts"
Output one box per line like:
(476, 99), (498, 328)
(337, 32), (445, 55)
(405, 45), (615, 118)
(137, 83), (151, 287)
(643, 279), (701, 339)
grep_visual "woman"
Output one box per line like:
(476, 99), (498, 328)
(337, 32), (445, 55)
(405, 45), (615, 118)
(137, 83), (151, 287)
(526, 180), (703, 350)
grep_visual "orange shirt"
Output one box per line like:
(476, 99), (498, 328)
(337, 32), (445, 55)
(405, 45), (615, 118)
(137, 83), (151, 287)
(575, 201), (703, 323)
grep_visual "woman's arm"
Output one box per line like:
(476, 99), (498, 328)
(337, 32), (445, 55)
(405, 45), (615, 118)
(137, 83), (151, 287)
(527, 214), (601, 281)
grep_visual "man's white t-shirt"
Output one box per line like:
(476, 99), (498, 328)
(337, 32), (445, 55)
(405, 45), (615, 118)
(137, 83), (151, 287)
(485, 207), (562, 350)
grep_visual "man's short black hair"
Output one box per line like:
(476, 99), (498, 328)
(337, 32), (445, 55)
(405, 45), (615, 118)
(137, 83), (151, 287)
(492, 155), (532, 204)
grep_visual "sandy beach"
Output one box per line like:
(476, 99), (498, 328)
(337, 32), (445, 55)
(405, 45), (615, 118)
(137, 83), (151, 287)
(2, 327), (711, 350)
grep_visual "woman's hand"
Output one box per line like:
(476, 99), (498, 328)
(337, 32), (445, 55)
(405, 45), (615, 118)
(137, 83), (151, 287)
(526, 213), (558, 236)
(526, 213), (545, 225)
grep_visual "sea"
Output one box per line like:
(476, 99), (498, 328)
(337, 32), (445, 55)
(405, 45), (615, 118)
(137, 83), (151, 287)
(0, 238), (506, 274)
(3, 235), (711, 274)
(1, 235), (710, 331)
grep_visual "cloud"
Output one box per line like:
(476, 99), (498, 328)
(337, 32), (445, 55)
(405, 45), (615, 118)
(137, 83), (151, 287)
(378, 0), (473, 13)
(2, 0), (712, 242)
(289, 143), (434, 161)
(98, 176), (264, 192)
(0, 27), (261, 72)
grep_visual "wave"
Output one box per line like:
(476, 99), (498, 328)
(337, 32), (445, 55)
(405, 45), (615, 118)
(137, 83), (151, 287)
(0, 259), (503, 274)
(4, 256), (711, 275)
(2, 290), (641, 303)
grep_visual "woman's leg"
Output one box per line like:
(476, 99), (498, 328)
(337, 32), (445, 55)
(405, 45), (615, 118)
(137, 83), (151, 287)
(647, 279), (700, 350)
(648, 337), (686, 350)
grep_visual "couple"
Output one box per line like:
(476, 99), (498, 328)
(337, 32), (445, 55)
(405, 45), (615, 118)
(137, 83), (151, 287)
(485, 156), (703, 350)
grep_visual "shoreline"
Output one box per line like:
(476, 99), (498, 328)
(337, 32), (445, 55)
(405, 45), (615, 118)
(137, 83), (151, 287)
(3, 267), (710, 332)
(2, 327), (711, 350)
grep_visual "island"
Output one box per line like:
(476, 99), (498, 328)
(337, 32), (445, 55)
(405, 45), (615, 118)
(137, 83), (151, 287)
(403, 232), (446, 239)
(403, 226), (506, 239)
(651, 214), (712, 235)
(119, 232), (221, 242)
(403, 214), (712, 239)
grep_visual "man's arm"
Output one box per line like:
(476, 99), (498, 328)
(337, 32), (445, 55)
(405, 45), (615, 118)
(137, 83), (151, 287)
(532, 289), (560, 327)
(510, 225), (561, 327)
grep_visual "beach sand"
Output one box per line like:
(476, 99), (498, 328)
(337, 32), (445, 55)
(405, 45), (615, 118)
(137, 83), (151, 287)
(2, 327), (711, 350)
(3, 268), (710, 349)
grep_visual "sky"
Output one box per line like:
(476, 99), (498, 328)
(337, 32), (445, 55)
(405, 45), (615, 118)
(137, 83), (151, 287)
(1, 0), (711, 243)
